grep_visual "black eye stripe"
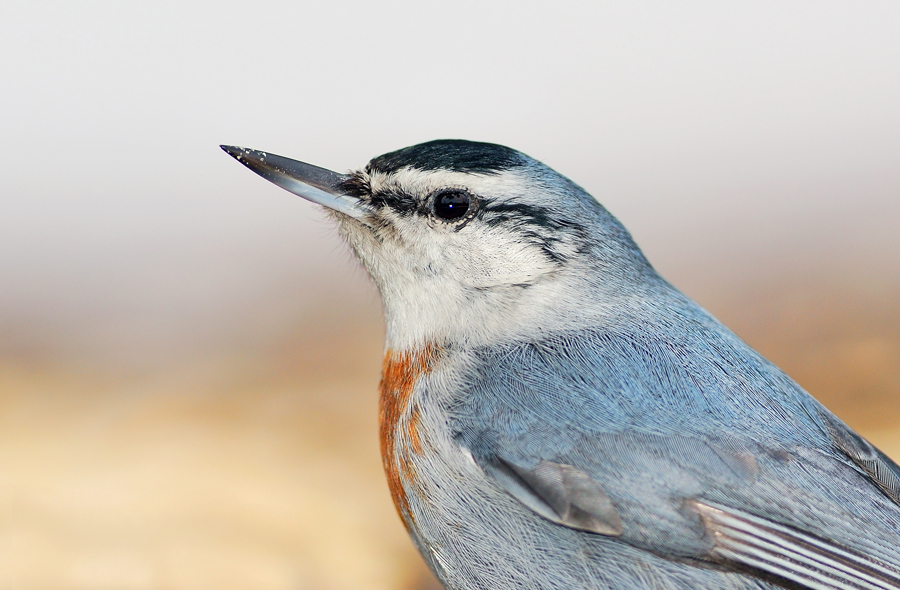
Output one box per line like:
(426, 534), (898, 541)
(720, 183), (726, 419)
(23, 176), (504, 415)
(433, 189), (472, 221)
(482, 202), (583, 232)
(366, 190), (420, 215)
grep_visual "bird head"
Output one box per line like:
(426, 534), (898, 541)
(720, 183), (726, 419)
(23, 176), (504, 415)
(222, 140), (656, 350)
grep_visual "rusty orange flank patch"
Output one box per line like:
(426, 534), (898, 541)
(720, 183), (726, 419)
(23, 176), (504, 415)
(379, 344), (438, 529)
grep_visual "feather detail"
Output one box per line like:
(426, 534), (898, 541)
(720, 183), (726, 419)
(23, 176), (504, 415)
(484, 458), (624, 536)
(822, 412), (900, 507)
(694, 501), (900, 590)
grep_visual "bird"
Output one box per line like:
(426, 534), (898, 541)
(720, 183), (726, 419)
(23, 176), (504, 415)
(222, 140), (900, 590)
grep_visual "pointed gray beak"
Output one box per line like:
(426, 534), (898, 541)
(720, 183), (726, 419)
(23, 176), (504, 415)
(220, 145), (369, 220)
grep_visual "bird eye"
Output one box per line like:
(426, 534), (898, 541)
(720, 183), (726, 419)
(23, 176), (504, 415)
(433, 190), (471, 221)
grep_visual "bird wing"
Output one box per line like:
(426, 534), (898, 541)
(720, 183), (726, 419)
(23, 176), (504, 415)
(823, 411), (900, 506)
(694, 500), (900, 590)
(451, 328), (900, 590)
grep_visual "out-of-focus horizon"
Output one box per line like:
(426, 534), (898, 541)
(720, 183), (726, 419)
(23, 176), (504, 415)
(1, 2), (899, 589)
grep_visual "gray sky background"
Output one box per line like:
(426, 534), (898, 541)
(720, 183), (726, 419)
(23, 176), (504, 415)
(1, 1), (899, 368)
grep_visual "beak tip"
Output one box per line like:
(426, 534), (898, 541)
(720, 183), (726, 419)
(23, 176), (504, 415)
(220, 145), (246, 160)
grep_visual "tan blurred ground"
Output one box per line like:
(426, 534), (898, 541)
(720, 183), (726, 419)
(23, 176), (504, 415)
(0, 313), (430, 590)
(1, 277), (898, 590)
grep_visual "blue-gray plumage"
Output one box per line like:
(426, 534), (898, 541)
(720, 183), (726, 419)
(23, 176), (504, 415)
(222, 140), (900, 590)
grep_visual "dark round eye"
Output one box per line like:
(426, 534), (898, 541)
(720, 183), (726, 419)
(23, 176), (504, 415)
(433, 190), (471, 221)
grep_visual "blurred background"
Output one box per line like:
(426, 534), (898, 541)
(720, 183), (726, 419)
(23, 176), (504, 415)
(1, 1), (899, 589)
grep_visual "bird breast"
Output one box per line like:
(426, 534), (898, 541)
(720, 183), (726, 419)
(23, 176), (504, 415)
(378, 344), (441, 531)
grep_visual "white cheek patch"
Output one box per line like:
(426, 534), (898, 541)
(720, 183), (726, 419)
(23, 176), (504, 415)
(448, 233), (560, 288)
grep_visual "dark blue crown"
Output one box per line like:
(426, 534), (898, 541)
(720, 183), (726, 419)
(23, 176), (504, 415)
(367, 140), (526, 175)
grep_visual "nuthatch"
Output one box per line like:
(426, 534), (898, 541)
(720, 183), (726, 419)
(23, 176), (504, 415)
(223, 140), (900, 590)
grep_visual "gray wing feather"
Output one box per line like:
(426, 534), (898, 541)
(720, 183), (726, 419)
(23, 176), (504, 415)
(695, 501), (900, 590)
(822, 412), (900, 506)
(484, 459), (624, 536)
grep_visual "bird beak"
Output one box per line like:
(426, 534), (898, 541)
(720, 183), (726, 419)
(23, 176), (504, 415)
(220, 145), (369, 220)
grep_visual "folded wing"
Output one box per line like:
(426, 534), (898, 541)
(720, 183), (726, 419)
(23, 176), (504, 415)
(453, 329), (900, 590)
(695, 501), (900, 590)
